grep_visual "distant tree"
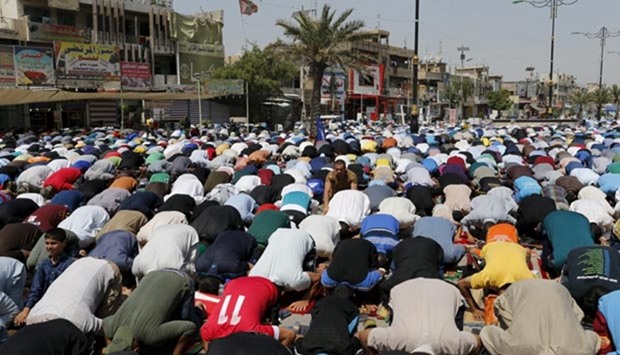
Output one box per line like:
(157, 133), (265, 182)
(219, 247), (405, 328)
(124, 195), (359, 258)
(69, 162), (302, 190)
(569, 88), (592, 120)
(442, 78), (474, 115)
(591, 86), (612, 120)
(610, 84), (620, 119)
(210, 44), (297, 95)
(487, 89), (514, 118)
(275, 4), (375, 135)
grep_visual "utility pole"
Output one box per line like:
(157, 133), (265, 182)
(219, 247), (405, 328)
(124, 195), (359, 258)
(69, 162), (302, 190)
(573, 27), (620, 89)
(457, 45), (470, 120)
(410, 0), (420, 133)
(573, 27), (620, 119)
(513, 0), (579, 118)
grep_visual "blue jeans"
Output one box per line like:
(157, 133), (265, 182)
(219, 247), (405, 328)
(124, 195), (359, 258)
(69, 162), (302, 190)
(321, 270), (383, 292)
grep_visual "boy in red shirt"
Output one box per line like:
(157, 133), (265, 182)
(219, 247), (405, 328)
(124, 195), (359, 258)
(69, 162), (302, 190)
(200, 276), (295, 352)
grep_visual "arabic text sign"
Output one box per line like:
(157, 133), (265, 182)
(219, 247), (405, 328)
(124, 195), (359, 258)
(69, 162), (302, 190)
(205, 79), (244, 96)
(48, 0), (79, 11)
(14, 46), (55, 86)
(29, 23), (91, 43)
(0, 46), (15, 86)
(178, 42), (224, 85)
(121, 62), (151, 91)
(54, 42), (120, 86)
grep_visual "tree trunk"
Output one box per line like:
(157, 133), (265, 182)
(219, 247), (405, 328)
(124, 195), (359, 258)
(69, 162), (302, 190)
(308, 64), (326, 139)
(616, 102), (619, 120)
(497, 110), (502, 119)
(598, 104), (603, 121)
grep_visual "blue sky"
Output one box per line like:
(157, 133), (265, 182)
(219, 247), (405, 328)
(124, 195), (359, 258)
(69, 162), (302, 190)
(175, 0), (620, 86)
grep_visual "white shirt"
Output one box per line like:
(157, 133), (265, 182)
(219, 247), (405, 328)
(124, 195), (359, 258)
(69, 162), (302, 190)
(249, 229), (313, 292)
(406, 167), (435, 187)
(569, 199), (614, 227)
(132, 224), (199, 278)
(234, 175), (262, 194)
(327, 190), (370, 227)
(165, 174), (204, 204)
(299, 215), (341, 259)
(570, 168), (599, 186)
(16, 193), (46, 207)
(379, 197), (419, 225)
(462, 195), (516, 225)
(281, 183), (314, 198)
(27, 257), (117, 334)
(58, 206), (110, 248)
(136, 211), (188, 244)
(16, 165), (52, 188)
(46, 159), (71, 173)
(578, 186), (615, 216)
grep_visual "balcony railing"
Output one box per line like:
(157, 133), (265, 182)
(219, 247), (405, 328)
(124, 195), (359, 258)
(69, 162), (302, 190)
(0, 18), (28, 41)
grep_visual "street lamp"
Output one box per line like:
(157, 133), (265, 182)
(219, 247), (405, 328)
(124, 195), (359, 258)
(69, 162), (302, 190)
(513, 0), (578, 118)
(573, 27), (620, 119)
(572, 27), (620, 89)
(410, 0), (420, 133)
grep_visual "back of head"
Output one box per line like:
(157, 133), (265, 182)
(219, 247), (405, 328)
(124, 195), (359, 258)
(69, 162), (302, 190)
(581, 285), (610, 324)
(198, 275), (222, 295)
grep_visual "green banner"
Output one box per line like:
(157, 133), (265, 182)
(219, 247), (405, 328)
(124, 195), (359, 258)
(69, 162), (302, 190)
(178, 42), (224, 85)
(206, 79), (244, 96)
(170, 13), (224, 48)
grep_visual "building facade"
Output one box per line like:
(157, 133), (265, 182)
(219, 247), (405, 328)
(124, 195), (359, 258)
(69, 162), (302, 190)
(0, 0), (227, 129)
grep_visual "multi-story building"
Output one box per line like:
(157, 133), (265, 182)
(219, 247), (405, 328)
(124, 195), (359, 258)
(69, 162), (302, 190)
(502, 79), (542, 117)
(454, 66), (501, 118)
(0, 0), (227, 129)
(538, 72), (578, 111)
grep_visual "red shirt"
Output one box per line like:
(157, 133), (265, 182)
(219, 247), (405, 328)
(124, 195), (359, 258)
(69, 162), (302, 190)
(194, 291), (221, 318)
(200, 276), (279, 342)
(43, 167), (82, 192)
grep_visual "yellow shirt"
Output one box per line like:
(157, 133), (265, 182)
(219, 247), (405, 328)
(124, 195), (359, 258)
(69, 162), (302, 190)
(471, 241), (535, 290)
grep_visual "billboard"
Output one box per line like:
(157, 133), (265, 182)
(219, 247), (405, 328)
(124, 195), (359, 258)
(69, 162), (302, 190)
(321, 68), (346, 103)
(0, 46), (15, 86)
(14, 46), (55, 86)
(48, 0), (79, 11)
(29, 23), (91, 43)
(177, 42), (224, 85)
(349, 64), (384, 96)
(121, 62), (151, 91)
(205, 79), (244, 96)
(54, 42), (120, 89)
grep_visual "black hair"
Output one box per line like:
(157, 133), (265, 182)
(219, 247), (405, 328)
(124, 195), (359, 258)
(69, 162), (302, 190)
(452, 210), (465, 223)
(332, 284), (354, 299)
(581, 285), (610, 325)
(45, 228), (67, 243)
(590, 223), (603, 244)
(198, 276), (222, 295)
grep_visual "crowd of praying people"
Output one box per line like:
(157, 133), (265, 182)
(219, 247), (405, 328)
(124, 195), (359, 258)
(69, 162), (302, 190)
(0, 119), (618, 354)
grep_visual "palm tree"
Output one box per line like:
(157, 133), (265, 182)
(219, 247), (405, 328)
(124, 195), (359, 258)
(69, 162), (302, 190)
(610, 84), (620, 119)
(592, 86), (612, 120)
(569, 88), (591, 120)
(276, 5), (375, 136)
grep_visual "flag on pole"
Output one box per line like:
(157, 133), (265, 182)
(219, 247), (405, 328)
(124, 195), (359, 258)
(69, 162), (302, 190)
(239, 0), (258, 16)
(316, 116), (327, 143)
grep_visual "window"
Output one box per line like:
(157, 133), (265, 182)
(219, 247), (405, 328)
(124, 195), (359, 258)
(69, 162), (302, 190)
(23, 6), (50, 23)
(56, 10), (76, 26)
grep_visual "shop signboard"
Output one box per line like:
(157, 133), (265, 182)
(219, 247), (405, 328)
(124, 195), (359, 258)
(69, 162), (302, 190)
(54, 42), (120, 89)
(0, 46), (15, 86)
(29, 22), (91, 43)
(14, 46), (55, 86)
(121, 61), (151, 91)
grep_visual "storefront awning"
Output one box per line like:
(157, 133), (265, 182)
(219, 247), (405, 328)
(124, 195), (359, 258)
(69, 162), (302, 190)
(0, 88), (215, 106)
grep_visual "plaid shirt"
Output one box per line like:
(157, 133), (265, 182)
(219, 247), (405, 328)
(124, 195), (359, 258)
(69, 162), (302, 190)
(542, 185), (568, 206)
